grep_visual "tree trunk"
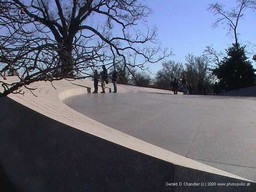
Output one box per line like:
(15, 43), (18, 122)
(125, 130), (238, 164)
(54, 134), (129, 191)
(58, 41), (74, 78)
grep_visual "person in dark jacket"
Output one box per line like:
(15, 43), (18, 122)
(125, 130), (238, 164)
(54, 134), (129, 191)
(92, 70), (99, 93)
(100, 65), (108, 93)
(111, 70), (118, 93)
(172, 78), (178, 94)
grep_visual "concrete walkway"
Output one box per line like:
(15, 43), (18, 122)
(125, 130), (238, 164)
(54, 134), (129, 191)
(64, 90), (256, 181)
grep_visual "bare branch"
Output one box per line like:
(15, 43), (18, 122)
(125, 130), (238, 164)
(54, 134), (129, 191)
(209, 0), (249, 45)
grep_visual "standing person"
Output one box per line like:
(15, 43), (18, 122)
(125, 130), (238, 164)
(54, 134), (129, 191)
(100, 65), (108, 93)
(111, 70), (118, 93)
(92, 70), (99, 93)
(188, 83), (192, 95)
(3, 68), (6, 80)
(181, 75), (187, 94)
(213, 82), (218, 95)
(172, 78), (178, 94)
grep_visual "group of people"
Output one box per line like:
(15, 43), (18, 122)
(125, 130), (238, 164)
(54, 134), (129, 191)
(92, 65), (118, 93)
(171, 76), (192, 95)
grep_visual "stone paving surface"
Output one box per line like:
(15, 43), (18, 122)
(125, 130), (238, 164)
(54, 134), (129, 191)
(64, 91), (256, 181)
(1, 77), (254, 184)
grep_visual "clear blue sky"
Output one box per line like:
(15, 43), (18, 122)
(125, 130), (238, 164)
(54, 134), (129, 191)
(145, 0), (256, 75)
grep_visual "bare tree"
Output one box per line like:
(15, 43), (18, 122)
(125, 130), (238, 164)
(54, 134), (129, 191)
(209, 0), (249, 46)
(154, 61), (184, 90)
(185, 54), (214, 94)
(0, 0), (169, 96)
(204, 45), (223, 67)
(131, 71), (152, 87)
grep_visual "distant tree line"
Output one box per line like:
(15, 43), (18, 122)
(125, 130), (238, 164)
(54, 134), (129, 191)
(117, 44), (255, 94)
(114, 54), (215, 95)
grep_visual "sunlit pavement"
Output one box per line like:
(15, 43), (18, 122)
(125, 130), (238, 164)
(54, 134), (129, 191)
(65, 92), (256, 181)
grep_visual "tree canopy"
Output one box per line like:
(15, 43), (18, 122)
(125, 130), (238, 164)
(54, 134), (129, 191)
(154, 57), (214, 94)
(213, 44), (255, 91)
(185, 54), (214, 94)
(154, 61), (184, 90)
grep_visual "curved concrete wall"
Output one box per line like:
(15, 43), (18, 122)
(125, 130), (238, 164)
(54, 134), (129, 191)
(0, 78), (255, 191)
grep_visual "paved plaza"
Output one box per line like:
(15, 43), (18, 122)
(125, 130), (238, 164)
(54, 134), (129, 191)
(1, 79), (256, 191)
(65, 90), (256, 181)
